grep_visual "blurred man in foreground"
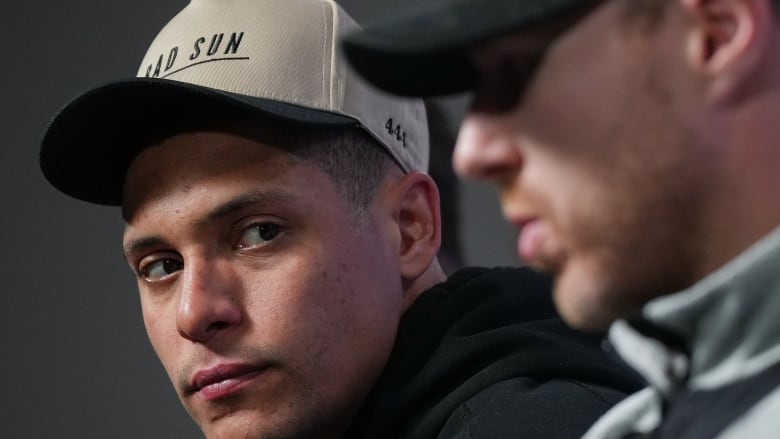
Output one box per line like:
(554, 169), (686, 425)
(344, 0), (780, 436)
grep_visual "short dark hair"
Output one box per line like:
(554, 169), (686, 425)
(283, 125), (397, 218)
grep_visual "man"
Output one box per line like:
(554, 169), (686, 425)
(39, 0), (640, 438)
(343, 0), (780, 437)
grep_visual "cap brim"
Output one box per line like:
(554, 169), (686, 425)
(342, 0), (589, 97)
(40, 78), (356, 206)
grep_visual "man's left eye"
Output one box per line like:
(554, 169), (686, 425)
(237, 223), (282, 249)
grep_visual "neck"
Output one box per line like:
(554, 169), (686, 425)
(401, 259), (448, 312)
(692, 92), (780, 283)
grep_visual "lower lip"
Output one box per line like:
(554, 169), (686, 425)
(198, 369), (265, 401)
(518, 220), (546, 264)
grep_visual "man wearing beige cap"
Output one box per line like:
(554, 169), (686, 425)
(40, 0), (641, 438)
(344, 0), (780, 437)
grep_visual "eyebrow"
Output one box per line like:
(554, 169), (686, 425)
(203, 189), (296, 224)
(123, 189), (297, 261)
(123, 236), (167, 263)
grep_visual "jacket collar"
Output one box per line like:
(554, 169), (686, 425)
(610, 225), (780, 393)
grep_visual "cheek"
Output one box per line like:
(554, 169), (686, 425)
(524, 64), (623, 141)
(139, 293), (163, 349)
(521, 144), (607, 222)
(245, 240), (400, 361)
(522, 82), (678, 250)
(317, 241), (400, 350)
(250, 244), (400, 413)
(139, 299), (184, 388)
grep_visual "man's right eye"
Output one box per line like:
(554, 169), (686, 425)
(470, 53), (544, 115)
(139, 258), (184, 281)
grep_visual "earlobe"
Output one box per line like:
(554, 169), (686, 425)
(393, 172), (442, 281)
(682, 0), (773, 103)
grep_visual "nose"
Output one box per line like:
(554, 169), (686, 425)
(453, 112), (524, 182)
(177, 257), (243, 343)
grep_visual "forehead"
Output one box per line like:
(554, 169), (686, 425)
(121, 128), (324, 223)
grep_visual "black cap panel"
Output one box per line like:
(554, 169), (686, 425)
(40, 79), (355, 205)
(342, 0), (590, 97)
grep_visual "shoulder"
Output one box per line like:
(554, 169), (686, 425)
(414, 266), (557, 321)
(439, 377), (632, 439)
(444, 266), (553, 295)
(720, 385), (780, 438)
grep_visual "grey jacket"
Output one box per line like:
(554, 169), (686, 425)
(585, 226), (780, 438)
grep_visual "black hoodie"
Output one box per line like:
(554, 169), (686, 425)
(345, 267), (644, 438)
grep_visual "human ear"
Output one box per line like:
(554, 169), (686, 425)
(681, 0), (774, 103)
(391, 172), (442, 282)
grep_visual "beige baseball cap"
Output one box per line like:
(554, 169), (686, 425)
(40, 0), (429, 205)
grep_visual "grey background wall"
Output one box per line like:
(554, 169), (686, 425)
(1, 1), (516, 437)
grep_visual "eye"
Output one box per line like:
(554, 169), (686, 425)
(237, 222), (282, 249)
(471, 54), (543, 114)
(139, 257), (183, 282)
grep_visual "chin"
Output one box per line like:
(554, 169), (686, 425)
(552, 264), (630, 332)
(198, 406), (342, 439)
(195, 409), (277, 439)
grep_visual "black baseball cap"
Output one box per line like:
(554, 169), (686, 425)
(342, 0), (596, 97)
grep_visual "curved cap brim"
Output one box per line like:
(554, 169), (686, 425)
(40, 78), (357, 206)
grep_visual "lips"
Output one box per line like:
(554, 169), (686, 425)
(518, 219), (545, 263)
(510, 217), (562, 271)
(190, 363), (267, 401)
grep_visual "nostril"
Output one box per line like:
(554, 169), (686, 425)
(478, 163), (515, 181)
(207, 321), (231, 333)
(178, 318), (236, 343)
